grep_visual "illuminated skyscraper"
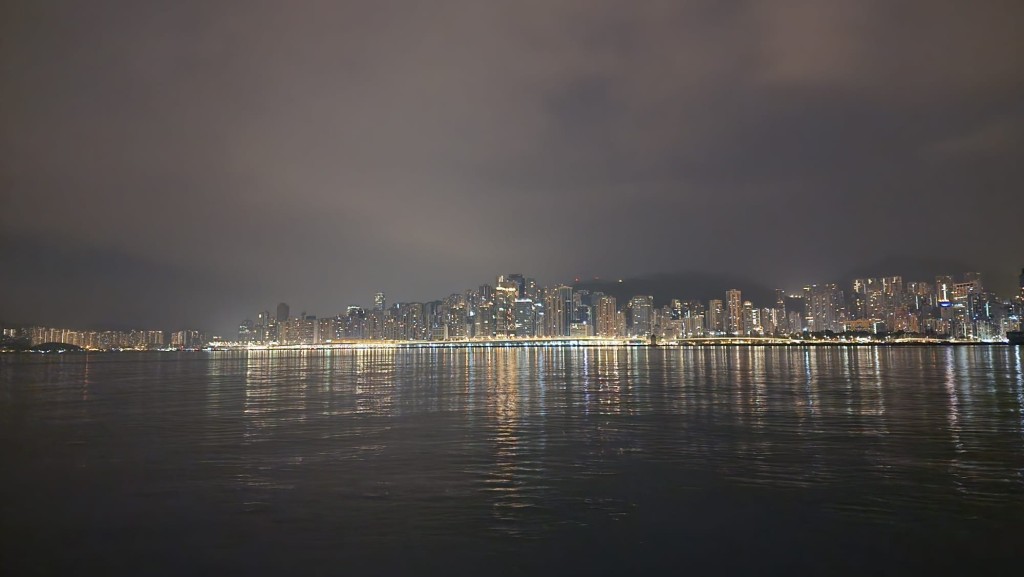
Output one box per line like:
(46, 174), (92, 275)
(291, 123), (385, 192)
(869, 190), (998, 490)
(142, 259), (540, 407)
(279, 315), (316, 344)
(172, 330), (205, 349)
(494, 278), (518, 337)
(542, 286), (572, 337)
(570, 290), (594, 336)
(726, 289), (742, 335)
(595, 294), (618, 337)
(301, 315), (317, 344)
(256, 310), (272, 342)
(475, 301), (495, 338)
(628, 295), (654, 337)
(374, 292), (386, 311)
(533, 299), (546, 337)
(804, 284), (846, 333)
(317, 317), (338, 343)
(543, 285), (573, 336)
(367, 309), (386, 340)
(881, 276), (902, 295)
(524, 278), (539, 300)
(479, 284), (495, 303)
(935, 276), (953, 303)
(505, 274), (526, 299)
(513, 299), (536, 337)
(345, 306), (367, 339)
(774, 289), (787, 335)
(707, 299), (724, 335)
(398, 303), (425, 340)
(441, 293), (467, 339)
(741, 302), (757, 335)
(670, 299), (682, 320)
(237, 319), (254, 342)
(760, 307), (775, 335)
(558, 286), (573, 336)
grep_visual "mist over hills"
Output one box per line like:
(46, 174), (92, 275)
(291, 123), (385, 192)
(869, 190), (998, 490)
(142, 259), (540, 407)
(840, 256), (974, 285)
(573, 273), (775, 308)
(574, 256), (1020, 310)
(839, 255), (1018, 297)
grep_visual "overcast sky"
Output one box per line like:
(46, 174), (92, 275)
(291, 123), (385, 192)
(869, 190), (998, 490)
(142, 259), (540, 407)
(2, 0), (1023, 332)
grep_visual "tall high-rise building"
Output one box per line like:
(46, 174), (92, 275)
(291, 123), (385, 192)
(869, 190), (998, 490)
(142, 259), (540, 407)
(544, 288), (566, 337)
(628, 295), (654, 337)
(542, 285), (573, 336)
(493, 278), (519, 337)
(423, 300), (444, 340)
(741, 301), (756, 335)
(317, 317), (339, 343)
(238, 319), (254, 343)
(773, 289), (788, 335)
(513, 299), (536, 337)
(464, 288), (481, 323)
(524, 278), (539, 300)
(172, 330), (205, 349)
(559, 286), (573, 336)
(276, 302), (290, 323)
(441, 294), (467, 340)
(726, 289), (742, 335)
(1019, 268), (1024, 300)
(595, 294), (618, 337)
(707, 299), (724, 335)
(345, 306), (367, 339)
(256, 310), (272, 342)
(479, 284), (495, 303)
(804, 284), (846, 333)
(398, 303), (425, 340)
(935, 276), (953, 303)
(882, 276), (903, 296)
(475, 301), (495, 338)
(952, 279), (979, 301)
(532, 299), (546, 337)
(374, 292), (386, 311)
(279, 315), (316, 344)
(504, 274), (526, 299)
(670, 299), (683, 320)
(760, 307), (775, 335)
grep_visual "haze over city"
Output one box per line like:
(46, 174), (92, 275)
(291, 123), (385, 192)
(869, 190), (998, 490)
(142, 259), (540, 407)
(3, 1), (1023, 333)
(6, 3), (1024, 576)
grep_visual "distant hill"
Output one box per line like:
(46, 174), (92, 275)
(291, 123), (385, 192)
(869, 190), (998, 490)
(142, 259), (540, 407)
(573, 272), (775, 307)
(840, 256), (976, 284)
(570, 259), (1020, 308)
(839, 256), (1018, 296)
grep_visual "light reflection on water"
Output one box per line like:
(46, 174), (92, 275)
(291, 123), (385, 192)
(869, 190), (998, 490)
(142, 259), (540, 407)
(3, 346), (1024, 573)
(200, 346), (1024, 518)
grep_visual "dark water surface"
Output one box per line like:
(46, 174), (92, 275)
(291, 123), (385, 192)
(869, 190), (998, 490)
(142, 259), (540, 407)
(3, 346), (1024, 575)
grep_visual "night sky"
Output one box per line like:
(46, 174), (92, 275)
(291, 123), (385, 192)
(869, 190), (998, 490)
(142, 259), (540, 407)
(2, 1), (1023, 333)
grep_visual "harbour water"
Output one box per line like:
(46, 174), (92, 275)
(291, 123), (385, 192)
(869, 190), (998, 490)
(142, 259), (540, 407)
(2, 346), (1023, 575)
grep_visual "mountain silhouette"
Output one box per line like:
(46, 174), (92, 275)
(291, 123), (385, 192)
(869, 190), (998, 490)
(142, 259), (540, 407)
(840, 256), (976, 284)
(573, 272), (775, 308)
(839, 256), (1020, 296)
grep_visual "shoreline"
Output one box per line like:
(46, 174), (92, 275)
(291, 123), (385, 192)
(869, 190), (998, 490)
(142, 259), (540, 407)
(3, 338), (1018, 353)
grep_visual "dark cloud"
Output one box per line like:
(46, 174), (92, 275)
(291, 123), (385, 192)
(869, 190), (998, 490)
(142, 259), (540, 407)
(2, 0), (1023, 332)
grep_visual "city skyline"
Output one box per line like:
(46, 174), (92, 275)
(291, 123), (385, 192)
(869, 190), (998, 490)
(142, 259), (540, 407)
(5, 4), (1024, 573)
(5, 265), (1022, 347)
(3, 255), (1024, 334)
